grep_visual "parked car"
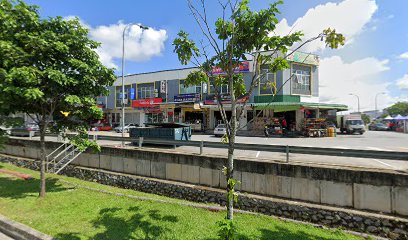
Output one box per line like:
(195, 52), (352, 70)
(0, 125), (12, 135)
(92, 125), (113, 131)
(368, 123), (389, 131)
(10, 124), (39, 137)
(114, 123), (139, 133)
(214, 124), (227, 137)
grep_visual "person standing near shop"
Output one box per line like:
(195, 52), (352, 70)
(281, 117), (287, 135)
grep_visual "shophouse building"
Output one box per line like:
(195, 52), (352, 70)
(97, 51), (347, 134)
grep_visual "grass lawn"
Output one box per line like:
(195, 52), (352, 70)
(0, 162), (362, 240)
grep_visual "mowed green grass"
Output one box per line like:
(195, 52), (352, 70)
(0, 162), (362, 240)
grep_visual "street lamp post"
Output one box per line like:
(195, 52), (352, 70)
(121, 23), (148, 147)
(349, 93), (360, 113)
(375, 92), (386, 119)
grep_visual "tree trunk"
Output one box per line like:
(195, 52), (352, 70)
(226, 134), (235, 220)
(39, 120), (47, 198)
(226, 68), (237, 220)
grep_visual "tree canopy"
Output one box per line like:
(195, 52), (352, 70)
(0, 0), (116, 196)
(0, 0), (115, 128)
(361, 114), (370, 124)
(384, 102), (408, 116)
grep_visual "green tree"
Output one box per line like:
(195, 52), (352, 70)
(0, 0), (116, 197)
(384, 102), (408, 116)
(173, 0), (344, 228)
(361, 114), (370, 125)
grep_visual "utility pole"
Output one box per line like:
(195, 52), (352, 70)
(375, 92), (386, 119)
(121, 23), (148, 147)
(349, 93), (360, 113)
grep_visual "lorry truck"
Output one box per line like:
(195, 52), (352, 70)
(337, 114), (365, 135)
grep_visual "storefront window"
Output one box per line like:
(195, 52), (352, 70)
(145, 112), (164, 123)
(115, 85), (132, 108)
(179, 80), (202, 94)
(210, 83), (229, 94)
(260, 69), (275, 95)
(291, 64), (311, 95)
(137, 83), (155, 99)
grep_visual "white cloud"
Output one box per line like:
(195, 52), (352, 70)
(399, 52), (408, 59)
(89, 22), (167, 69)
(64, 17), (168, 69)
(274, 0), (377, 52)
(396, 74), (408, 89)
(319, 55), (395, 111)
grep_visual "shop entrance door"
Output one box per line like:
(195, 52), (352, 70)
(274, 110), (296, 130)
(214, 110), (231, 128)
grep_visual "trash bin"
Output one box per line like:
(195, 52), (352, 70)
(327, 127), (336, 137)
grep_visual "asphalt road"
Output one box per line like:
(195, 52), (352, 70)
(10, 130), (408, 173)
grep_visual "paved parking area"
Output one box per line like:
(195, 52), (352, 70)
(90, 130), (408, 152)
(193, 131), (408, 152)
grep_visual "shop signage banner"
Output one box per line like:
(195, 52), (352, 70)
(286, 52), (320, 65)
(132, 98), (162, 108)
(130, 88), (135, 100)
(174, 93), (201, 102)
(145, 107), (162, 113)
(160, 81), (166, 93)
(204, 95), (249, 105)
(160, 104), (176, 109)
(211, 61), (249, 75)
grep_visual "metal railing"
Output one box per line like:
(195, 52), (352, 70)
(76, 134), (408, 161)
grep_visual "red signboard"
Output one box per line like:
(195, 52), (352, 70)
(132, 98), (162, 108)
(211, 61), (250, 75)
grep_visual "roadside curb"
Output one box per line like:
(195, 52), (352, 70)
(0, 214), (54, 240)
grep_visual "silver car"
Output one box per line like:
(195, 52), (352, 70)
(10, 124), (39, 137)
(214, 124), (227, 137)
(114, 123), (139, 133)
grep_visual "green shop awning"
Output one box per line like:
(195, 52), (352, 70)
(252, 102), (348, 111)
(252, 102), (302, 112)
(302, 102), (348, 110)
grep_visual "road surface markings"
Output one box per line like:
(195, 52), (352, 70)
(366, 147), (387, 151)
(371, 158), (399, 170)
(333, 146), (349, 149)
(256, 151), (260, 158)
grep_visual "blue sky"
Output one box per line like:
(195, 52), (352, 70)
(25, 0), (408, 111)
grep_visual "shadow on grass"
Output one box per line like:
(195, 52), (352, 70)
(53, 232), (81, 240)
(204, 223), (347, 240)
(0, 176), (70, 199)
(87, 206), (179, 240)
(258, 226), (345, 240)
